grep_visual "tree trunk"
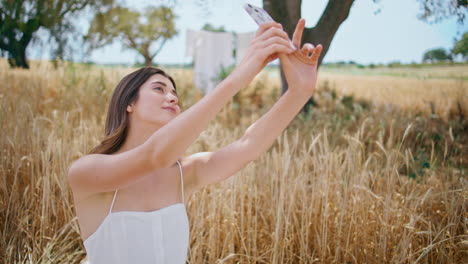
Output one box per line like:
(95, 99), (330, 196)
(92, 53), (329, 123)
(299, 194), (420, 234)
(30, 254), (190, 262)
(6, 42), (29, 69)
(263, 0), (355, 110)
(144, 56), (153, 67)
(0, 13), (41, 69)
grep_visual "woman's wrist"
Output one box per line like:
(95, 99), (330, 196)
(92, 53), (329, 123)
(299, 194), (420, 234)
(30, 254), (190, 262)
(226, 65), (256, 89)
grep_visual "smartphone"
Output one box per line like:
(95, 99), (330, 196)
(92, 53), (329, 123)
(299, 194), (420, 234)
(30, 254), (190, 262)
(243, 3), (296, 50)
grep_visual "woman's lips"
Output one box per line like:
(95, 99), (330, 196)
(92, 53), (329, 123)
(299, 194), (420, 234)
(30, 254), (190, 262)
(162, 107), (176, 113)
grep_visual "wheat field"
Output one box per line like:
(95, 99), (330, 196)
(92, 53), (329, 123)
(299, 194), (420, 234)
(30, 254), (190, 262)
(0, 59), (467, 263)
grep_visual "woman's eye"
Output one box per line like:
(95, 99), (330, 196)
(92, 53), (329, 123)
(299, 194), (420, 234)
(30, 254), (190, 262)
(154, 87), (163, 91)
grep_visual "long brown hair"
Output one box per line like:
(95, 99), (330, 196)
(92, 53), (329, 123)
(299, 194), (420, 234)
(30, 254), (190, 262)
(90, 67), (177, 154)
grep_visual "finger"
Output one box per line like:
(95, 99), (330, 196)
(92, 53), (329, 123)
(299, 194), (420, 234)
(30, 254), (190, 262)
(260, 36), (295, 53)
(260, 43), (294, 61)
(266, 53), (279, 64)
(257, 26), (290, 43)
(310, 44), (323, 63)
(301, 43), (314, 56)
(255, 22), (282, 38)
(292, 18), (305, 48)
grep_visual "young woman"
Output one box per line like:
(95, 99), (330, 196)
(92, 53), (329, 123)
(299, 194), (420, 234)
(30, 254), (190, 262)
(68, 18), (322, 264)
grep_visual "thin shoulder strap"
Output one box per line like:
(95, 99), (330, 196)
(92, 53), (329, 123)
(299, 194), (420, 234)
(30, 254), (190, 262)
(109, 190), (118, 214)
(176, 160), (185, 204)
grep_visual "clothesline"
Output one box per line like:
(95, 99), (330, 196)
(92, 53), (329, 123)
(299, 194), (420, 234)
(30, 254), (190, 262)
(185, 29), (255, 95)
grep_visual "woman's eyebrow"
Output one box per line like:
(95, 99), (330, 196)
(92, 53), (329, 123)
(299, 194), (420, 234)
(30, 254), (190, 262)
(151, 81), (177, 95)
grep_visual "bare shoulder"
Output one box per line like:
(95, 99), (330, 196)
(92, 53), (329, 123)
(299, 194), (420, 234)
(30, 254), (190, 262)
(67, 154), (104, 199)
(67, 143), (159, 197)
(69, 152), (96, 167)
(68, 154), (104, 184)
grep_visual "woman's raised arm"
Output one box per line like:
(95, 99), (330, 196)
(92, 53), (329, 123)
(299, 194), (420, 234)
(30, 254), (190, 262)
(68, 21), (296, 195)
(242, 18), (323, 159)
(181, 19), (323, 191)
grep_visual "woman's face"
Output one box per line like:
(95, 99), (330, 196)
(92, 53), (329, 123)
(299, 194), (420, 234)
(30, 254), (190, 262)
(127, 74), (180, 127)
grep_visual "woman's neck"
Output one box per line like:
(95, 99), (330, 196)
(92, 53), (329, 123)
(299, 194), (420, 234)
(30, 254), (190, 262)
(115, 121), (162, 154)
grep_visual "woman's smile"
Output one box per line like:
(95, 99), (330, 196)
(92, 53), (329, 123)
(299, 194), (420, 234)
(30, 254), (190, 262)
(162, 106), (177, 113)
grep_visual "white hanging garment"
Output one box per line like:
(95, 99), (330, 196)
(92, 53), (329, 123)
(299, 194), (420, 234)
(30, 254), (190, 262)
(185, 29), (234, 94)
(185, 29), (200, 58)
(235, 31), (255, 64)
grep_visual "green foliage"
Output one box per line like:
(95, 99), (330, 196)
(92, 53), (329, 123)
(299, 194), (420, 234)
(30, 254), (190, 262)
(388, 61), (402, 67)
(201, 23), (226, 32)
(453, 32), (468, 60)
(408, 150), (431, 179)
(422, 48), (452, 62)
(86, 5), (178, 66)
(213, 64), (236, 82)
(416, 0), (467, 24)
(0, 0), (113, 68)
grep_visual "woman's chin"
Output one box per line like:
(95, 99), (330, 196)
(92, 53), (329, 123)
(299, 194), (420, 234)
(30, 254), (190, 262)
(156, 116), (176, 126)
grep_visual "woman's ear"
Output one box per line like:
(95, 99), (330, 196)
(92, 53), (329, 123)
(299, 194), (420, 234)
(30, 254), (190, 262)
(127, 104), (133, 113)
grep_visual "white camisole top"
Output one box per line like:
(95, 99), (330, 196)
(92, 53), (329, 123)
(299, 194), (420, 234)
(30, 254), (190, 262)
(83, 160), (189, 264)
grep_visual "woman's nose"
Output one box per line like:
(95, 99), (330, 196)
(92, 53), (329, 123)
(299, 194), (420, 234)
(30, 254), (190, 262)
(168, 93), (178, 104)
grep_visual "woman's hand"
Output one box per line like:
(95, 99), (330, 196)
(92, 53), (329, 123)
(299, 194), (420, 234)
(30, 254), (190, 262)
(235, 21), (296, 80)
(278, 18), (323, 96)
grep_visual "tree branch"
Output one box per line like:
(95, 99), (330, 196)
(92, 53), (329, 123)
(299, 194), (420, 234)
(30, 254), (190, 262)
(58, 0), (91, 20)
(13, 0), (24, 22)
(122, 35), (141, 54)
(151, 38), (167, 60)
(0, 37), (10, 52)
(304, 0), (355, 65)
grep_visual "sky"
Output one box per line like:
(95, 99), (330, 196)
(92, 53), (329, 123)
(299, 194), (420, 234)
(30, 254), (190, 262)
(30, 0), (467, 65)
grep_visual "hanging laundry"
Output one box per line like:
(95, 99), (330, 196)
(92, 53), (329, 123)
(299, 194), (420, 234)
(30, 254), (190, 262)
(185, 29), (202, 58)
(185, 29), (235, 95)
(235, 31), (255, 64)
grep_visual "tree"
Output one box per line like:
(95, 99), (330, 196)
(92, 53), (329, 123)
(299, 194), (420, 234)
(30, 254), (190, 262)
(453, 32), (468, 61)
(422, 48), (452, 62)
(0, 0), (113, 69)
(202, 23), (226, 32)
(86, 6), (178, 66)
(263, 0), (467, 97)
(417, 0), (468, 24)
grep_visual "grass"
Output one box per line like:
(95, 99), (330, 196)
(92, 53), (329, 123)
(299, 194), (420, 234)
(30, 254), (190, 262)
(0, 59), (466, 263)
(321, 64), (468, 80)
